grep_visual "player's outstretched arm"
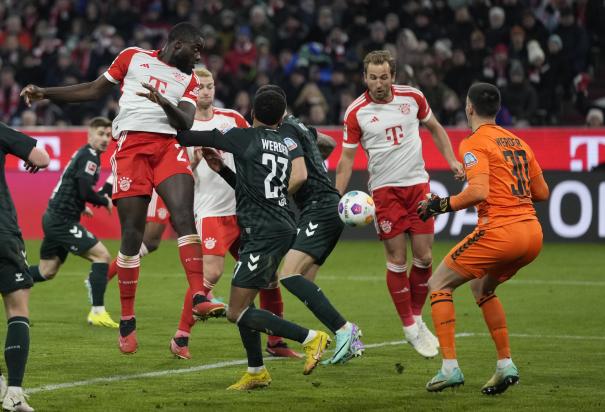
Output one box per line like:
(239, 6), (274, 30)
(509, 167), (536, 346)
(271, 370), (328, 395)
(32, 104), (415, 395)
(417, 174), (489, 221)
(138, 83), (195, 130)
(316, 132), (337, 160)
(20, 75), (115, 106)
(24, 146), (50, 173)
(424, 116), (465, 180)
(335, 146), (356, 195)
(201, 148), (237, 189)
(177, 129), (221, 148)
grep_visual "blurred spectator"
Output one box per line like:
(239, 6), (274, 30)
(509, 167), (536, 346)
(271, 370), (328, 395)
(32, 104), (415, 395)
(486, 7), (509, 48)
(417, 66), (455, 122)
(501, 62), (538, 126)
(521, 9), (549, 47)
(20, 109), (37, 127)
(555, 7), (590, 75)
(444, 49), (474, 99)
(586, 107), (603, 127)
(0, 0), (598, 126)
(0, 66), (22, 124)
(586, 108), (603, 127)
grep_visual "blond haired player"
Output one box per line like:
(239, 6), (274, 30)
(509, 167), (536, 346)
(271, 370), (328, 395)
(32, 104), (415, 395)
(170, 68), (300, 359)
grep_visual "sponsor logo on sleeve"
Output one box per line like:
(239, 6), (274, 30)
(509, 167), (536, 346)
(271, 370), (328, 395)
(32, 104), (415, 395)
(283, 137), (298, 151)
(85, 161), (98, 175)
(463, 152), (478, 168)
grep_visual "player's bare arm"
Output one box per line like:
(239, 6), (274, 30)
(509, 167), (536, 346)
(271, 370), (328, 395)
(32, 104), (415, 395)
(423, 116), (465, 180)
(335, 146), (357, 195)
(288, 157), (308, 194)
(20, 75), (115, 106)
(316, 132), (337, 160)
(137, 82), (196, 130)
(23, 146), (50, 173)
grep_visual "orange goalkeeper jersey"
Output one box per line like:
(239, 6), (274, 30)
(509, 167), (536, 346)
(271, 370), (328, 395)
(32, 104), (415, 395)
(457, 124), (543, 230)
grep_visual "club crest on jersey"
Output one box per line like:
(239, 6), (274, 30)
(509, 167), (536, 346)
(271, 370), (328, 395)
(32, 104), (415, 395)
(119, 177), (132, 192)
(463, 152), (478, 168)
(399, 103), (410, 115)
(379, 219), (392, 234)
(173, 71), (187, 82)
(85, 160), (97, 175)
(157, 208), (168, 220)
(204, 237), (216, 250)
(283, 137), (298, 151)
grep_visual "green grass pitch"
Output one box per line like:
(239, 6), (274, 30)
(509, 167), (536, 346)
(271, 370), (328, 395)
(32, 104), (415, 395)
(4, 240), (603, 411)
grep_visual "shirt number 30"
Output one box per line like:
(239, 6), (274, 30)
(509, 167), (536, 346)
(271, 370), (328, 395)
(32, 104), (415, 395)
(503, 150), (530, 196)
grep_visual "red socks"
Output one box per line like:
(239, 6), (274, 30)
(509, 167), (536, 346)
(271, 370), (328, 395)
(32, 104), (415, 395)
(386, 263), (414, 327)
(177, 287), (196, 334)
(177, 235), (204, 296)
(117, 253), (140, 319)
(259, 286), (284, 345)
(409, 260), (432, 316)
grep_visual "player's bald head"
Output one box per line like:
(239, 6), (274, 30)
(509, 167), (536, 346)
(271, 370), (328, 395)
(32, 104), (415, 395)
(467, 82), (501, 117)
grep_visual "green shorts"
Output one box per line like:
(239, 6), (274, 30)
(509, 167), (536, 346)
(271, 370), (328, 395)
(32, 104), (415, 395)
(40, 213), (98, 263)
(291, 202), (344, 266)
(0, 234), (33, 294)
(231, 234), (295, 289)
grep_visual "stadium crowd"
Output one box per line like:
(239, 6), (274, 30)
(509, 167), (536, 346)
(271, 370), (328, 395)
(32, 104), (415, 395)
(0, 0), (604, 128)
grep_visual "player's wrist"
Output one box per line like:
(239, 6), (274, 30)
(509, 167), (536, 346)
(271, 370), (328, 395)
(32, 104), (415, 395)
(429, 195), (452, 214)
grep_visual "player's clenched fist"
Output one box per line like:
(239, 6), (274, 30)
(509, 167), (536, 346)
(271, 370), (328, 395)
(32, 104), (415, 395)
(20, 84), (45, 107)
(201, 147), (225, 172)
(417, 193), (452, 221)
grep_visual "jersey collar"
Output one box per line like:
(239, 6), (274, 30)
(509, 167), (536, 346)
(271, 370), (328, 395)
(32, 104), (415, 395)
(365, 86), (395, 104)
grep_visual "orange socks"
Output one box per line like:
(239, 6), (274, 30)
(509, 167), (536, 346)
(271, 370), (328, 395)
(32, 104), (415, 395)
(430, 290), (456, 359)
(477, 294), (510, 359)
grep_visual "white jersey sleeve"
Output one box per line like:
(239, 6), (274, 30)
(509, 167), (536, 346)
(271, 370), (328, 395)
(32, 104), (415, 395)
(189, 108), (250, 219)
(104, 47), (200, 137)
(343, 85), (432, 191)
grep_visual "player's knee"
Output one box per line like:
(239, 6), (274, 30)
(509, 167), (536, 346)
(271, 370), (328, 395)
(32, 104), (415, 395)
(203, 266), (223, 283)
(226, 307), (240, 323)
(386, 261), (407, 274)
(144, 240), (160, 253)
(412, 256), (432, 269)
(41, 267), (58, 280)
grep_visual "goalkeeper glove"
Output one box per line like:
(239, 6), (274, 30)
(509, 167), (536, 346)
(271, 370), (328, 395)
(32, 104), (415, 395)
(417, 193), (452, 222)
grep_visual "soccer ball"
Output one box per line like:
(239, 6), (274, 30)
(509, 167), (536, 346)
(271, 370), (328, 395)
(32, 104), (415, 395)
(338, 191), (375, 227)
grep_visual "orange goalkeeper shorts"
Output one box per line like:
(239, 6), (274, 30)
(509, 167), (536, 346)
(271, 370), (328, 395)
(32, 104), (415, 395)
(444, 219), (543, 283)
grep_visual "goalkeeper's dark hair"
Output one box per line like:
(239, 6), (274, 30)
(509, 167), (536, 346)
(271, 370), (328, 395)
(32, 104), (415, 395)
(467, 82), (501, 117)
(168, 22), (203, 44)
(253, 90), (286, 126)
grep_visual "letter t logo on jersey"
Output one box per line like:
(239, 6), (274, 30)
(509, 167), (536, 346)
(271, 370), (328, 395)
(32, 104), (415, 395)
(385, 125), (404, 145)
(148, 76), (168, 94)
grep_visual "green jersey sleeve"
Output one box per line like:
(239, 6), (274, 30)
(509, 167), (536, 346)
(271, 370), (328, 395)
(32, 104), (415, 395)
(0, 122), (36, 161)
(177, 128), (253, 157)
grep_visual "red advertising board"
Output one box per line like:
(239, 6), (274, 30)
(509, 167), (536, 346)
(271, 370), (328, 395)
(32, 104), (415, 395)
(5, 127), (605, 239)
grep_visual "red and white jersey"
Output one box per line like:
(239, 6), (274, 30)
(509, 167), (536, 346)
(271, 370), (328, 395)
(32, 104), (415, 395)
(343, 85), (432, 191)
(104, 47), (200, 137)
(188, 108), (250, 219)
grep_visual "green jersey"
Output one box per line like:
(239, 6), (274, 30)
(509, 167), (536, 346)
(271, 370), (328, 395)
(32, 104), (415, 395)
(47, 144), (103, 221)
(177, 127), (296, 240)
(0, 123), (37, 236)
(280, 114), (340, 211)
